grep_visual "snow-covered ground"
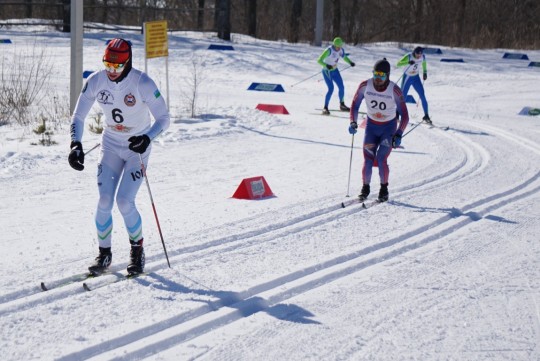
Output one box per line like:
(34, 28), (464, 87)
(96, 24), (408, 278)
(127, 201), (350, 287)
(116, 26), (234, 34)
(1, 24), (540, 360)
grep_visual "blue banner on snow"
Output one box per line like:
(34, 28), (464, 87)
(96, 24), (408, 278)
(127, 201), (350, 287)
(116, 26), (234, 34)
(441, 58), (465, 63)
(248, 83), (285, 92)
(208, 44), (235, 51)
(503, 53), (529, 60)
(528, 62), (540, 67)
(0, 39), (12, 44)
(422, 47), (443, 54)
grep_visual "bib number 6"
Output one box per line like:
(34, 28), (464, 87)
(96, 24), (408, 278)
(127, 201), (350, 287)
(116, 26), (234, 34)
(112, 108), (124, 123)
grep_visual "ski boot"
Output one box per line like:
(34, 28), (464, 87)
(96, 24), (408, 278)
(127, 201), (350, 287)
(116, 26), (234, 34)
(322, 107), (330, 115)
(378, 183), (389, 202)
(340, 102), (350, 111)
(422, 114), (432, 125)
(358, 184), (370, 201)
(88, 247), (112, 275)
(127, 239), (145, 275)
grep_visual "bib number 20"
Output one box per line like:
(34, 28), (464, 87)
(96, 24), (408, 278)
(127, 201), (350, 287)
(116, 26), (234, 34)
(370, 100), (387, 110)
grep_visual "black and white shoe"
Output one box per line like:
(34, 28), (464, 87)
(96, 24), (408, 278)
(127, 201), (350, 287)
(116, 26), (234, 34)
(88, 247), (112, 275)
(422, 115), (432, 125)
(322, 107), (330, 115)
(127, 239), (145, 275)
(340, 102), (350, 111)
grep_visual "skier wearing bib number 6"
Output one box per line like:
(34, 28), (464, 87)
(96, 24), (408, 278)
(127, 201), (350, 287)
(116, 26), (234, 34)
(68, 38), (170, 276)
(348, 58), (409, 202)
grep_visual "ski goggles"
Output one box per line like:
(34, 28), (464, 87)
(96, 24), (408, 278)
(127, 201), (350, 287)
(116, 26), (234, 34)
(103, 60), (126, 72)
(373, 71), (387, 79)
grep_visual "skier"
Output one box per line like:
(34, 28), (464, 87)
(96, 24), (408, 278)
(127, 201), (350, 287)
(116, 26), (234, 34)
(317, 37), (356, 115)
(68, 38), (170, 275)
(348, 58), (409, 202)
(396, 46), (431, 124)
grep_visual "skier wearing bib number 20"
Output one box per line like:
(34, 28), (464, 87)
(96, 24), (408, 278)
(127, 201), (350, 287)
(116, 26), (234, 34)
(397, 46), (431, 124)
(68, 38), (170, 276)
(348, 58), (409, 202)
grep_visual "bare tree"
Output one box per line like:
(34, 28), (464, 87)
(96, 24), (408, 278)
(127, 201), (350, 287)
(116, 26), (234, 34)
(2, 0), (540, 49)
(216, 0), (231, 40)
(245, 0), (256, 37)
(288, 0), (302, 43)
(197, 0), (205, 30)
(331, 0), (341, 37)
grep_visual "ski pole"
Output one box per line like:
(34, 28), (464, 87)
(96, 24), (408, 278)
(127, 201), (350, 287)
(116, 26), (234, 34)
(395, 64), (412, 85)
(138, 153), (171, 268)
(84, 143), (100, 155)
(345, 134), (355, 197)
(317, 65), (352, 82)
(402, 119), (425, 138)
(338, 65), (352, 73)
(413, 79), (426, 116)
(290, 70), (321, 87)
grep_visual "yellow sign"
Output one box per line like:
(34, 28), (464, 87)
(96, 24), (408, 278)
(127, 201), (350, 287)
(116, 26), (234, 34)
(144, 20), (168, 58)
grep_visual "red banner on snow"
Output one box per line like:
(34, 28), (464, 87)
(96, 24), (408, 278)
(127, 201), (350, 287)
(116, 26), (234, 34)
(256, 104), (289, 114)
(232, 176), (274, 200)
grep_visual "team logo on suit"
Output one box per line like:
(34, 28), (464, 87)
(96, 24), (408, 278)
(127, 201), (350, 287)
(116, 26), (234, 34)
(124, 93), (136, 106)
(97, 90), (114, 105)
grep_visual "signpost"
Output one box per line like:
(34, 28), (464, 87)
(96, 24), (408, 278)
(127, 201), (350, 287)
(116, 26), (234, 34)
(144, 20), (170, 108)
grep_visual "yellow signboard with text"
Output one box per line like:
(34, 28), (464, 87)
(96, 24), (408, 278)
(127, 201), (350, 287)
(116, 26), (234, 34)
(144, 20), (168, 59)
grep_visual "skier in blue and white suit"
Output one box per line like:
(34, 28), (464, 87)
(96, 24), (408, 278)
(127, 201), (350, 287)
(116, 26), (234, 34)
(317, 37), (356, 115)
(68, 38), (170, 276)
(348, 58), (409, 202)
(397, 46), (431, 124)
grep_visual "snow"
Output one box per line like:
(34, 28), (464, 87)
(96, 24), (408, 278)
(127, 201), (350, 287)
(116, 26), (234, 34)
(1, 24), (540, 361)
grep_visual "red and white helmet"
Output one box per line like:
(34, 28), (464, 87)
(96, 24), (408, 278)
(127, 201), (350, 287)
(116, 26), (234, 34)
(103, 38), (131, 64)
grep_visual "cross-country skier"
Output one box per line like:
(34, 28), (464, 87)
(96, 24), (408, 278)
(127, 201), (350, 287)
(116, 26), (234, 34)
(317, 37), (356, 115)
(68, 38), (170, 275)
(396, 46), (431, 124)
(348, 58), (409, 202)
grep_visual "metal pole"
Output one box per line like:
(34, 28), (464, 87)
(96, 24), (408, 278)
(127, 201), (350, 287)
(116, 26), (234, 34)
(395, 64), (412, 86)
(69, 0), (83, 115)
(138, 153), (171, 268)
(290, 70), (322, 87)
(402, 119), (425, 138)
(346, 134), (355, 197)
(317, 65), (352, 82)
(84, 143), (100, 156)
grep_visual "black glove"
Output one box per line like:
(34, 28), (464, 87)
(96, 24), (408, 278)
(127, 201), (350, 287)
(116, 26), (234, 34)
(350, 62), (355, 67)
(128, 134), (151, 154)
(326, 64), (333, 70)
(348, 122), (358, 135)
(68, 141), (85, 171)
(423, 73), (427, 81)
(392, 134), (402, 148)
(409, 60), (415, 65)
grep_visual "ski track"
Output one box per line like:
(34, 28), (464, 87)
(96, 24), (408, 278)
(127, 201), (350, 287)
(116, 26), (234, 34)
(0, 119), (480, 310)
(3, 118), (538, 360)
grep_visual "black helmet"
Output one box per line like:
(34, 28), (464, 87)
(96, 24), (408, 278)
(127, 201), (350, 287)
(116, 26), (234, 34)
(374, 58), (391, 75)
(413, 46), (423, 55)
(373, 58), (390, 91)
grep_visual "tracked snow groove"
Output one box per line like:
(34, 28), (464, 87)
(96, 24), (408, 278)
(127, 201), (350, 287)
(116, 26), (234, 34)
(58, 170), (540, 360)
(3, 119), (540, 360)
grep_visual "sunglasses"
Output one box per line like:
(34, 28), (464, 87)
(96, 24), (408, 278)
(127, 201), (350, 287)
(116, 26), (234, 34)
(103, 60), (126, 72)
(373, 71), (387, 79)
